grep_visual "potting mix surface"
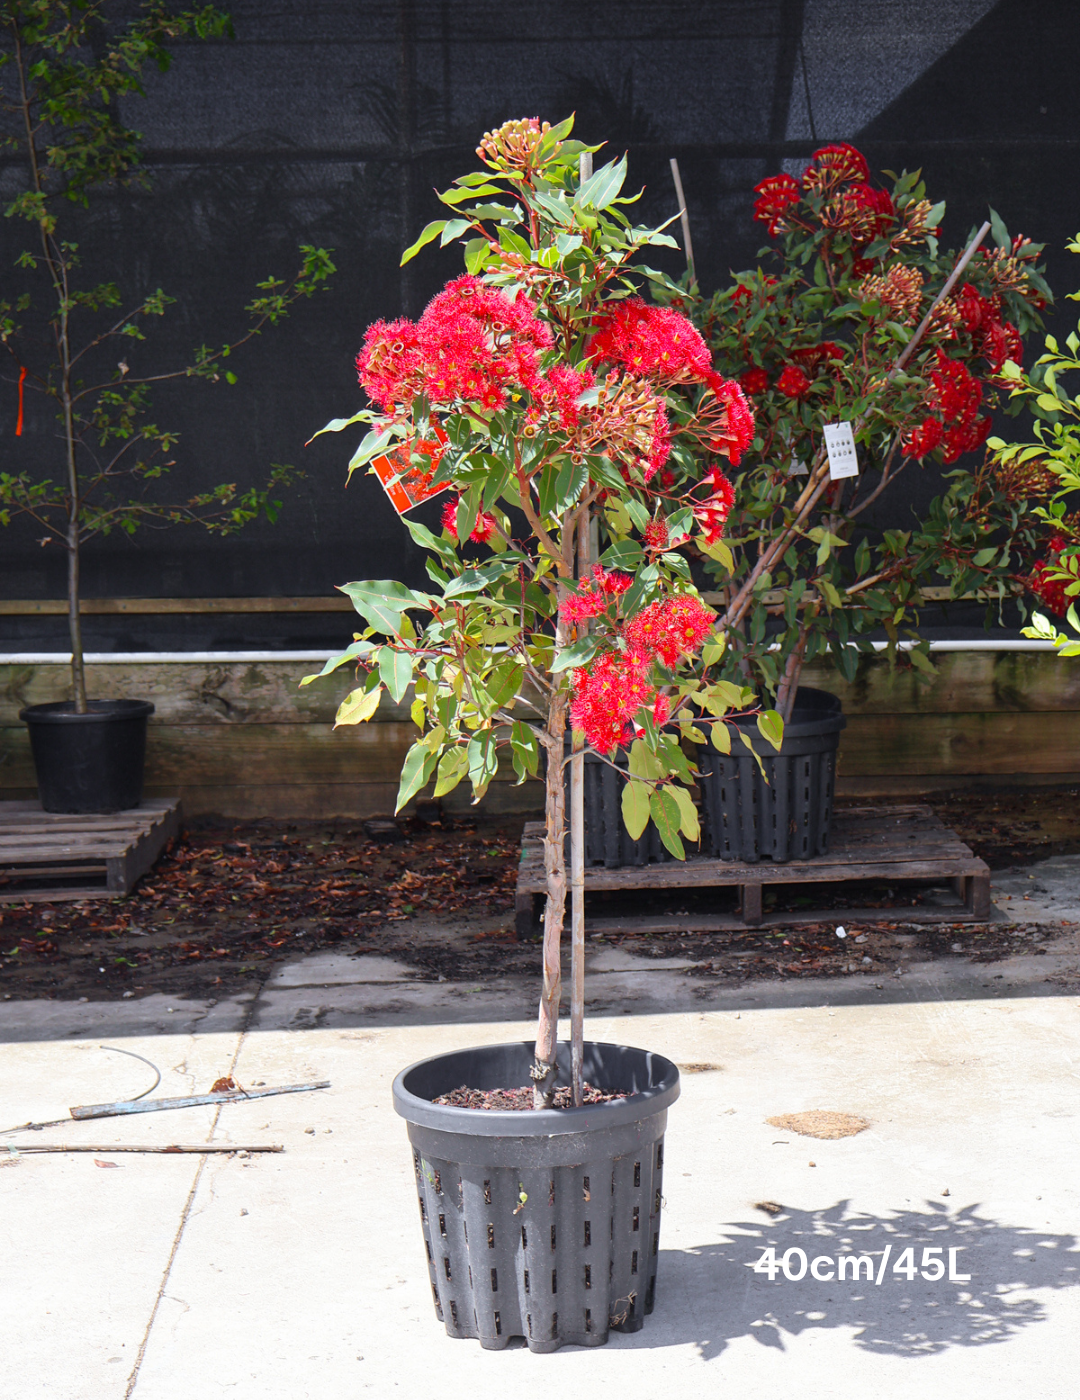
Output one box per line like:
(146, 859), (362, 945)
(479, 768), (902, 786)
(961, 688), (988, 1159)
(432, 1082), (629, 1109)
(1, 788), (1078, 1002)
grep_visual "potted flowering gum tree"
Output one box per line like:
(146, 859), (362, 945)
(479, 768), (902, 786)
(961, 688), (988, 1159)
(306, 116), (765, 1351)
(660, 143), (1051, 859)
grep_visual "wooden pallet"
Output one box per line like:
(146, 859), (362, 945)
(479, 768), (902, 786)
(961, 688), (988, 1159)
(0, 799), (182, 904)
(515, 804), (991, 936)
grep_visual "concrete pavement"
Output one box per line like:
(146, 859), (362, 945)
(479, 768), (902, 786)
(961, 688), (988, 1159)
(2, 876), (1079, 1399)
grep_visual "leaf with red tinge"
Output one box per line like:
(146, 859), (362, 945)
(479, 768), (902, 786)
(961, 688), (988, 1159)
(94, 1159), (120, 1168)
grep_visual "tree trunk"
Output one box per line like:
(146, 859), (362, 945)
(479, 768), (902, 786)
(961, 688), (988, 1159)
(776, 625), (809, 725)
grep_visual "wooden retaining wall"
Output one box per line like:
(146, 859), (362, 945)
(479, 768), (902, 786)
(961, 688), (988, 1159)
(2, 651), (1078, 818)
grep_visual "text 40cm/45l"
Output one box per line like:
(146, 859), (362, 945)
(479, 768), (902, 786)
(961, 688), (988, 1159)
(752, 1245), (971, 1284)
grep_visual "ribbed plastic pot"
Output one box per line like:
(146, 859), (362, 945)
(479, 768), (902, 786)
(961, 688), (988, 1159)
(561, 744), (670, 868)
(392, 1040), (680, 1353)
(19, 699), (154, 814)
(698, 686), (845, 863)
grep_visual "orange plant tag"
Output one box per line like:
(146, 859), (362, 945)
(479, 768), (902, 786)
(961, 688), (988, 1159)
(370, 421), (449, 514)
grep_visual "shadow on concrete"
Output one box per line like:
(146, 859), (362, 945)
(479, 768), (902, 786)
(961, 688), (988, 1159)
(637, 1200), (1080, 1360)
(0, 945), (1077, 1042)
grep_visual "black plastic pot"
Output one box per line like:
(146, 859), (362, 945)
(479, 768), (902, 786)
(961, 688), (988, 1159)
(562, 744), (671, 868)
(393, 1040), (680, 1353)
(698, 686), (845, 863)
(19, 699), (154, 814)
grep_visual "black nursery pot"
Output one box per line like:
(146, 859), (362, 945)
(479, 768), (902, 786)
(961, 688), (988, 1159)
(392, 1040), (680, 1354)
(698, 686), (845, 863)
(562, 743), (671, 868)
(19, 699), (155, 814)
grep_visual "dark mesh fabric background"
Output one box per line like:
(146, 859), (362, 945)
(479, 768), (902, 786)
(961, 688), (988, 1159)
(1, 0), (1076, 650)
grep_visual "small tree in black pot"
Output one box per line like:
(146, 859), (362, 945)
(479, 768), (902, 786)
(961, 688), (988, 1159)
(0, 1), (333, 811)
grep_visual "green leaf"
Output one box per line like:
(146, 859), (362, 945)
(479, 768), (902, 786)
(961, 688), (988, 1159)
(649, 788), (685, 860)
(300, 639), (376, 685)
(756, 709), (784, 752)
(973, 546), (997, 567)
(510, 722), (540, 782)
(307, 410), (371, 441)
(701, 538), (734, 571)
(439, 218), (472, 246)
(466, 730), (500, 801)
(433, 746), (469, 797)
(395, 742), (439, 812)
(669, 783), (700, 843)
(628, 738), (665, 780)
(700, 633), (725, 667)
(576, 154), (628, 211)
(400, 220), (447, 265)
(339, 580), (429, 633)
(378, 646), (415, 704)
(621, 780), (651, 840)
(710, 722), (732, 754)
(464, 238), (490, 275)
(551, 636), (600, 672)
(334, 685), (383, 728)
(347, 427), (396, 481)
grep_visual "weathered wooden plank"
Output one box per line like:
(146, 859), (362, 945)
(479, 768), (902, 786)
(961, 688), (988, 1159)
(802, 650), (1080, 714)
(0, 885), (108, 904)
(0, 597), (353, 616)
(584, 905), (987, 933)
(837, 712), (1080, 774)
(110, 803), (182, 893)
(5, 652), (1080, 728)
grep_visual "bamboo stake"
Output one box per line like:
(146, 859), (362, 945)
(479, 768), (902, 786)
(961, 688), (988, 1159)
(569, 514), (589, 1107)
(670, 158), (695, 283)
(4, 1144), (283, 1155)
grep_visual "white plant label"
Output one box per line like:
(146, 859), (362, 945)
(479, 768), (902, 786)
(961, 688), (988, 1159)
(788, 454), (808, 477)
(823, 421), (859, 480)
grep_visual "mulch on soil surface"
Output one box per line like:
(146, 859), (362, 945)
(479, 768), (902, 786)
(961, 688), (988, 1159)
(434, 1083), (628, 1110)
(0, 813), (524, 1001)
(0, 788), (1076, 1002)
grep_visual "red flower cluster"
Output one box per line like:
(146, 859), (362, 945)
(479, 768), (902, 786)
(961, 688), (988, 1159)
(739, 366), (769, 396)
(570, 594), (716, 751)
(1029, 536), (1071, 617)
(791, 342), (844, 376)
(958, 283), (1022, 376)
(644, 517), (669, 550)
(570, 651), (667, 754)
(589, 298), (717, 388)
(624, 595), (716, 668)
(441, 495), (497, 544)
(753, 174), (801, 236)
(927, 349), (992, 463)
(834, 183), (894, 244)
(357, 275), (555, 414)
(803, 144), (870, 188)
(693, 467), (736, 544)
(559, 565), (633, 623)
(542, 363), (596, 429)
(900, 417), (944, 459)
(695, 378), (756, 466)
(777, 364), (811, 399)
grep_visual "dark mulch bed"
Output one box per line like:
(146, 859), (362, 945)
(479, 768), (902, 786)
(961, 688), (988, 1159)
(1, 787), (1076, 1002)
(433, 1083), (628, 1110)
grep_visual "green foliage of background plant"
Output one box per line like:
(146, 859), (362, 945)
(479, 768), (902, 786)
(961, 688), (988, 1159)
(1004, 233), (1080, 655)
